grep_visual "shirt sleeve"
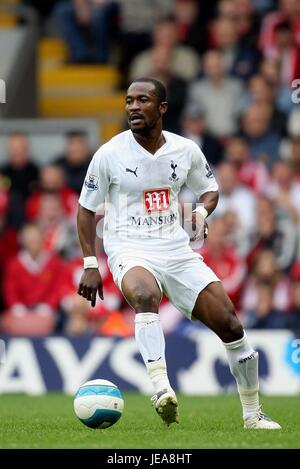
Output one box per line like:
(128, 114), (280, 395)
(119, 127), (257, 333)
(185, 142), (219, 198)
(78, 147), (110, 212)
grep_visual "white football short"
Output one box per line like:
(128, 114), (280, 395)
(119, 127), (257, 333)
(108, 248), (220, 319)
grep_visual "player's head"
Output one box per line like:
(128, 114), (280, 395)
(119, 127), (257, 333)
(126, 78), (168, 134)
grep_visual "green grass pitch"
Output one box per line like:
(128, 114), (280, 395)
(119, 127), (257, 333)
(0, 393), (299, 448)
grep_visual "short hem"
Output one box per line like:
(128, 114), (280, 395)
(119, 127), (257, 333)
(178, 279), (221, 320)
(116, 261), (163, 299)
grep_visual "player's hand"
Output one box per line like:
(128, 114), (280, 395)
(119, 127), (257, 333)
(191, 211), (208, 241)
(78, 269), (104, 307)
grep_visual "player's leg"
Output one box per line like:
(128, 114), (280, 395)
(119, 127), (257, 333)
(192, 281), (281, 429)
(121, 266), (178, 425)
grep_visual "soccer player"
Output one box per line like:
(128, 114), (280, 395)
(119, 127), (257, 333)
(77, 78), (281, 429)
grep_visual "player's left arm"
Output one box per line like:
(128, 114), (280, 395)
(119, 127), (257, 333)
(185, 142), (219, 240)
(194, 190), (219, 239)
(198, 190), (219, 216)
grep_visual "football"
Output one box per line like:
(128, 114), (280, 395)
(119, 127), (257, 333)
(74, 379), (124, 429)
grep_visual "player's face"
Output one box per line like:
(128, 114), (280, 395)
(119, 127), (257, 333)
(126, 82), (167, 134)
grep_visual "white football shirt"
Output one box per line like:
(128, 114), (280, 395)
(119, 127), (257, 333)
(79, 130), (218, 257)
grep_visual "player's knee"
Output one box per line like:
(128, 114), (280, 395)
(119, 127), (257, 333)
(219, 305), (243, 343)
(132, 289), (160, 313)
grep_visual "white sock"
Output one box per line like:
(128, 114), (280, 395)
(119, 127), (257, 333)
(223, 332), (260, 420)
(135, 312), (172, 394)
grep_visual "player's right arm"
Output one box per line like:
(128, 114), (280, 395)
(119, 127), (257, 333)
(77, 205), (103, 306)
(77, 147), (110, 307)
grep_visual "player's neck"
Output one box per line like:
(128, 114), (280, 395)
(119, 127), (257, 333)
(132, 127), (165, 155)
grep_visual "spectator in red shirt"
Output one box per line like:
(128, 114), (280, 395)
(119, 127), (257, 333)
(259, 0), (300, 44)
(259, 0), (300, 84)
(0, 188), (18, 310)
(241, 249), (291, 318)
(36, 192), (78, 259)
(2, 224), (64, 335)
(60, 253), (125, 335)
(200, 216), (247, 308)
(225, 136), (270, 195)
(26, 165), (78, 222)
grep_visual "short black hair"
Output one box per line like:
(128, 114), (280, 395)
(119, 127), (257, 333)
(130, 78), (167, 103)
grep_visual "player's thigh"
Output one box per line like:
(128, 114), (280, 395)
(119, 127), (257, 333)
(192, 281), (243, 339)
(163, 256), (219, 319)
(121, 266), (162, 312)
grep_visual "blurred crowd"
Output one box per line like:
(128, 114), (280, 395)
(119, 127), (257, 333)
(1, 0), (300, 335)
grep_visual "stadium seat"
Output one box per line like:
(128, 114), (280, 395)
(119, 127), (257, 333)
(0, 0), (20, 28)
(38, 36), (125, 142)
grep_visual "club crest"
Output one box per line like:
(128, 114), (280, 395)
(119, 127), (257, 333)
(169, 160), (179, 182)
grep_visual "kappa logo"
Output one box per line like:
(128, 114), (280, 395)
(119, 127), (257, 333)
(84, 174), (99, 191)
(144, 188), (170, 212)
(169, 160), (179, 182)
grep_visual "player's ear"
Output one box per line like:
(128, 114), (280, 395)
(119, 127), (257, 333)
(160, 101), (168, 115)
